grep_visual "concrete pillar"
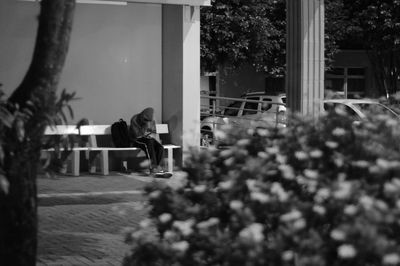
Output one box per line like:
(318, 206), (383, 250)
(162, 4), (201, 166)
(286, 0), (325, 117)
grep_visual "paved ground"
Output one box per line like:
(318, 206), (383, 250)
(37, 171), (165, 266)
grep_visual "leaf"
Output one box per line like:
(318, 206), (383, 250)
(0, 174), (9, 195)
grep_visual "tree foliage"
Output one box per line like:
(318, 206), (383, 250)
(201, 0), (352, 75)
(342, 0), (400, 96)
(200, 0), (286, 74)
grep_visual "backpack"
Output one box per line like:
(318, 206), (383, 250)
(111, 119), (131, 147)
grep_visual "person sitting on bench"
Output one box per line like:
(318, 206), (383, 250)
(129, 107), (164, 174)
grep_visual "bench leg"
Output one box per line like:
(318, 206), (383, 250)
(100, 150), (109, 175)
(167, 148), (173, 173)
(88, 150), (109, 175)
(70, 150), (80, 176)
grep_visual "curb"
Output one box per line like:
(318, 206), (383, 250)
(38, 190), (146, 207)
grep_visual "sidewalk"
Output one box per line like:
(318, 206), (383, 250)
(37, 171), (163, 266)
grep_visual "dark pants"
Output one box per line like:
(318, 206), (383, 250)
(132, 137), (164, 168)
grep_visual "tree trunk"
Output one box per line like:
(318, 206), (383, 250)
(0, 1), (75, 265)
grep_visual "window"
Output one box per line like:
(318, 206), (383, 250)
(326, 67), (366, 98)
(242, 97), (259, 115)
(224, 101), (242, 116)
(261, 98), (273, 111)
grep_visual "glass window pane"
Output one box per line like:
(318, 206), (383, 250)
(243, 101), (258, 115)
(224, 101), (242, 116)
(327, 68), (345, 75)
(348, 68), (365, 76)
(261, 98), (272, 111)
(348, 79), (365, 98)
(326, 78), (345, 93)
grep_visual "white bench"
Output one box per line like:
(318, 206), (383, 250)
(43, 125), (89, 176)
(79, 124), (180, 175)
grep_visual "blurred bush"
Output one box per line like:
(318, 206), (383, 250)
(124, 108), (400, 266)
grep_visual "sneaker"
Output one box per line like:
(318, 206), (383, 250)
(153, 171), (172, 178)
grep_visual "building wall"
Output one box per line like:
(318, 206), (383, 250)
(0, 0), (162, 124)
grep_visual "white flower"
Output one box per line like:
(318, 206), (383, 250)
(278, 164), (295, 180)
(250, 192), (270, 203)
(220, 149), (233, 158)
(214, 129), (227, 140)
(173, 219), (195, 236)
(266, 146), (279, 154)
(149, 190), (161, 199)
(246, 179), (258, 191)
(333, 181), (352, 200)
(325, 141), (339, 149)
(167, 171), (188, 190)
(375, 200), (388, 211)
(218, 180), (233, 190)
(352, 160), (369, 168)
(271, 182), (289, 202)
(257, 151), (269, 159)
(330, 229), (346, 241)
(332, 127), (346, 136)
(239, 223), (264, 243)
(276, 154), (287, 164)
(359, 195), (374, 210)
(256, 128), (269, 136)
(224, 157), (235, 166)
(383, 253), (400, 265)
(193, 184), (207, 193)
(237, 139), (250, 147)
(304, 169), (319, 179)
(282, 250), (294, 261)
(314, 188), (331, 203)
(230, 200), (244, 211)
(377, 158), (392, 170)
(196, 217), (219, 229)
(163, 230), (177, 240)
(344, 205), (357, 216)
(384, 181), (400, 196)
(294, 151), (308, 160)
(337, 244), (357, 259)
(293, 218), (306, 230)
(159, 213), (172, 223)
(171, 241), (189, 253)
(313, 205), (326, 215)
(139, 218), (152, 228)
(280, 210), (302, 222)
(310, 149), (323, 158)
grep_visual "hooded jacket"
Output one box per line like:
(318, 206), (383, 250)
(129, 107), (156, 140)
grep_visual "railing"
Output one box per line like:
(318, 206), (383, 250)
(200, 95), (286, 147)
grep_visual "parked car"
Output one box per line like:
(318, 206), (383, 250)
(323, 98), (400, 121)
(201, 92), (286, 146)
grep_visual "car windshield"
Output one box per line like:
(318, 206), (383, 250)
(353, 103), (399, 119)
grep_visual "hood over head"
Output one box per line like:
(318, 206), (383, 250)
(140, 107), (154, 122)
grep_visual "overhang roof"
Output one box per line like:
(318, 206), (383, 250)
(126, 0), (211, 5)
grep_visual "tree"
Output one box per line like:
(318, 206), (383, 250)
(200, 0), (286, 74)
(0, 0), (75, 265)
(200, 0), (351, 75)
(343, 0), (400, 97)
